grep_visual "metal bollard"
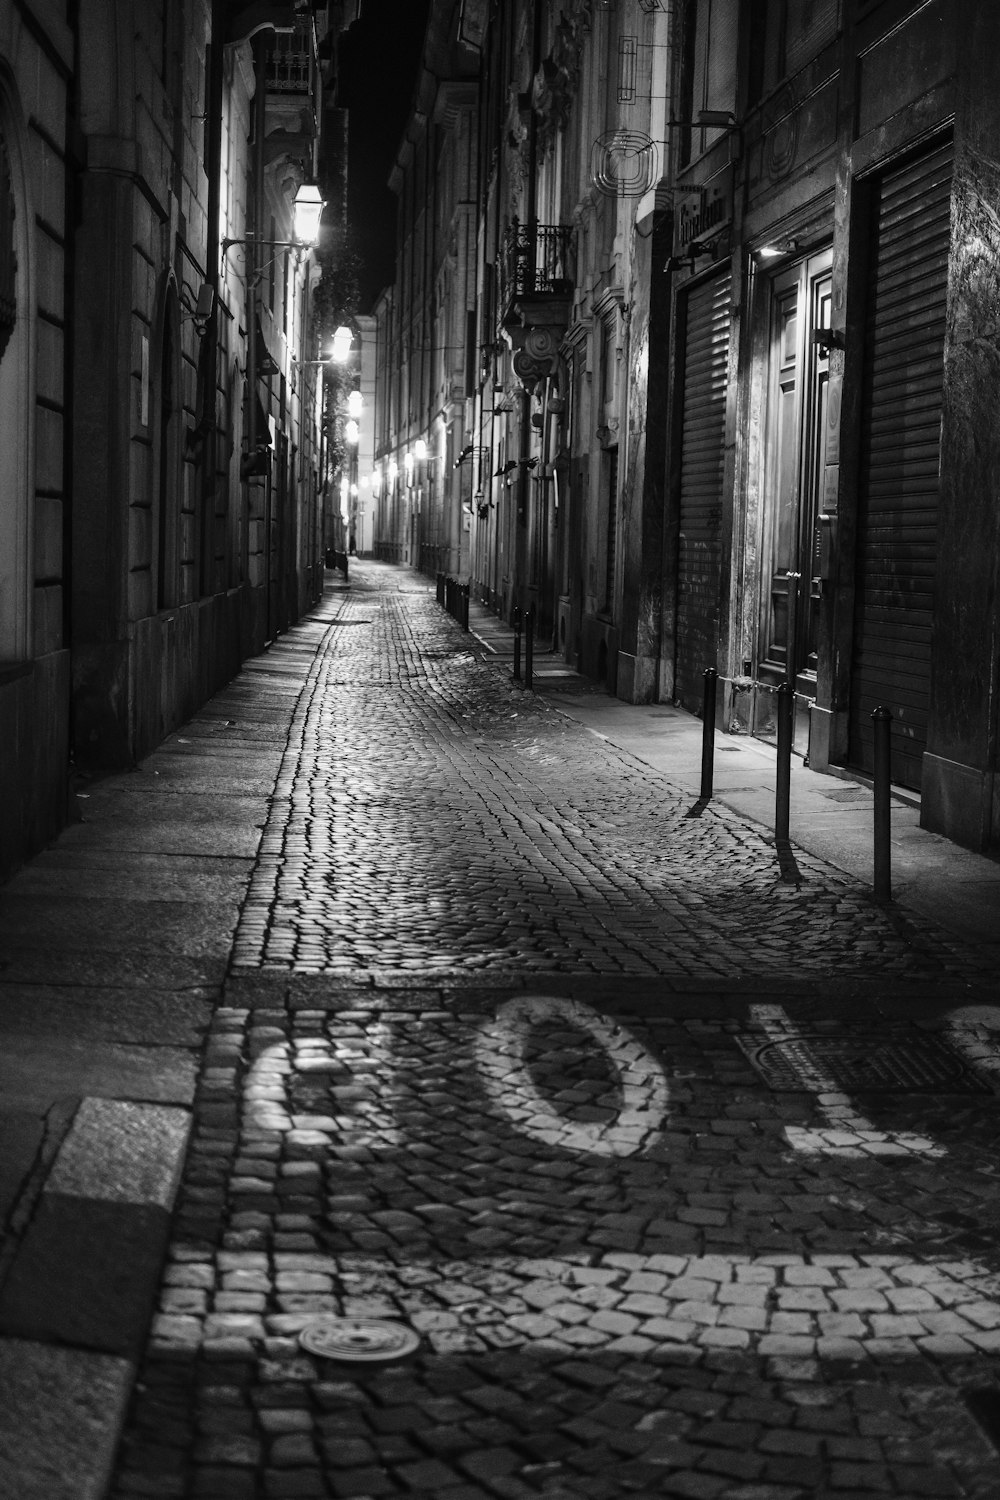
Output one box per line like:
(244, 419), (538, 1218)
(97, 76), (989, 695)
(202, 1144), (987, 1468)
(872, 705), (893, 902)
(700, 668), (718, 801)
(461, 583), (470, 632)
(775, 682), (794, 843)
(436, 572), (445, 606)
(512, 606), (521, 681)
(525, 608), (534, 689)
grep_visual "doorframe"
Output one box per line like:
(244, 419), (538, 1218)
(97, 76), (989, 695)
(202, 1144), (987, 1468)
(745, 242), (834, 751)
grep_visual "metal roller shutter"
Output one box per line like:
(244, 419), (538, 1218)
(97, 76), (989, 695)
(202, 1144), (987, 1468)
(675, 271), (731, 712)
(849, 140), (952, 789)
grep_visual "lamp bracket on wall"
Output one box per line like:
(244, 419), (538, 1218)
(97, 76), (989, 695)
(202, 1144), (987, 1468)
(222, 234), (310, 287)
(664, 235), (724, 275)
(811, 327), (845, 352)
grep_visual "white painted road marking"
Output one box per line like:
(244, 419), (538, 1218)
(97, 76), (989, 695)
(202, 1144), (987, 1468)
(475, 994), (670, 1157)
(748, 1004), (945, 1158)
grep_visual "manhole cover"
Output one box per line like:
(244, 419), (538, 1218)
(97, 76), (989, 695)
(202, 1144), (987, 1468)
(737, 1032), (991, 1094)
(298, 1317), (420, 1363)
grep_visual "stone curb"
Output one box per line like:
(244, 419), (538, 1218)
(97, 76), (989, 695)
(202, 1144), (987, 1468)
(0, 1099), (191, 1499)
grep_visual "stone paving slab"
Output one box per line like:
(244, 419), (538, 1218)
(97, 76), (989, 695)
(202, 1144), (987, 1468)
(0, 1339), (134, 1500)
(0, 947), (227, 988)
(0, 895), (241, 958)
(0, 981), (213, 1046)
(0, 1032), (197, 1111)
(8, 853), (256, 905)
(0, 1098), (192, 1360)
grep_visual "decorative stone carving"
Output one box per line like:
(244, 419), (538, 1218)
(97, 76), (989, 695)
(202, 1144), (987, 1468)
(533, 4), (590, 162)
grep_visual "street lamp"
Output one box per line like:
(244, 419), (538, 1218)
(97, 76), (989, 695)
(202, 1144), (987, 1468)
(331, 325), (354, 363)
(222, 180), (327, 263)
(291, 181), (324, 245)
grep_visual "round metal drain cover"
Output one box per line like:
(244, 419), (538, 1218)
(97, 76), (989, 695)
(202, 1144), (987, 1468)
(298, 1317), (420, 1363)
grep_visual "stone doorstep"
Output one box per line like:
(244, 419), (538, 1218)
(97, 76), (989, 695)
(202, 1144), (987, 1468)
(0, 1098), (192, 1498)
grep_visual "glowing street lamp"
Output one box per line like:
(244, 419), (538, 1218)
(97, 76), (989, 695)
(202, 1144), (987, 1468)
(344, 419), (360, 446)
(331, 325), (353, 363)
(291, 181), (325, 246)
(413, 438), (428, 461)
(347, 388), (363, 418)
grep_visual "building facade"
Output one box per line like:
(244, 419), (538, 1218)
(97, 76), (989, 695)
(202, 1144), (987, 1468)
(0, 0), (76, 879)
(370, 0), (1000, 854)
(669, 0), (1000, 852)
(1, 0), (337, 883)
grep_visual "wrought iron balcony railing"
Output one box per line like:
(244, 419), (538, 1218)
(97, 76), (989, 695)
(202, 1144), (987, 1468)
(267, 29), (312, 94)
(499, 219), (574, 324)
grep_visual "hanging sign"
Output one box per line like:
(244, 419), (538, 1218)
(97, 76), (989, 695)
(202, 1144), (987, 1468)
(674, 165), (733, 253)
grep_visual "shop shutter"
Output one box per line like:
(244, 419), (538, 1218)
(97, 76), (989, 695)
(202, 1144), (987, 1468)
(848, 140), (951, 789)
(675, 270), (731, 712)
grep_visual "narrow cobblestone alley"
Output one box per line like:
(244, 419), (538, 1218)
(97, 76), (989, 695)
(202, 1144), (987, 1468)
(110, 562), (1000, 1500)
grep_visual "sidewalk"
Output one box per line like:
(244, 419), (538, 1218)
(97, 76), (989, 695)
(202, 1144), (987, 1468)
(467, 596), (1000, 952)
(0, 587), (350, 1500)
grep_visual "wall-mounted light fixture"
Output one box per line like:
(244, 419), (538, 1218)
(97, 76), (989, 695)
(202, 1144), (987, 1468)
(344, 420), (360, 446)
(347, 388), (363, 418)
(290, 181), (324, 245)
(756, 238), (800, 261)
(222, 180), (326, 268)
(330, 325), (354, 363)
(413, 438), (428, 461)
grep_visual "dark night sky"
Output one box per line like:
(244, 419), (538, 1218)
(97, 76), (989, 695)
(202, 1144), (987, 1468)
(338, 0), (431, 310)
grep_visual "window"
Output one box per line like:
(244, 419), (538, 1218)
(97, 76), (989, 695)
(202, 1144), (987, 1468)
(749, 0), (842, 101)
(600, 319), (616, 406)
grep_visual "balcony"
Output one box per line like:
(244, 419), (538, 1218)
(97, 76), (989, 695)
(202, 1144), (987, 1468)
(499, 219), (574, 329)
(267, 29), (313, 94)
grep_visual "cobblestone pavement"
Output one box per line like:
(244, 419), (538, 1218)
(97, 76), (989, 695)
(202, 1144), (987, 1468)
(112, 562), (1000, 1500)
